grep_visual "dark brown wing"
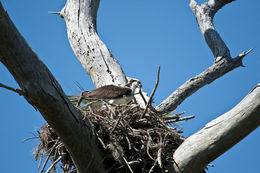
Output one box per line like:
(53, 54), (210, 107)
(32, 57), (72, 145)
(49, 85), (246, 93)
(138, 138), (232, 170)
(87, 85), (132, 99)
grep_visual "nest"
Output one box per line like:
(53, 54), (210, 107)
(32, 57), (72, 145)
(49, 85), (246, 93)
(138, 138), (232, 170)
(34, 103), (193, 173)
(34, 124), (76, 173)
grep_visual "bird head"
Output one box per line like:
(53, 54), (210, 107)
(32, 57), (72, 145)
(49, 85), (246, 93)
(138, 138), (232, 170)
(126, 79), (142, 94)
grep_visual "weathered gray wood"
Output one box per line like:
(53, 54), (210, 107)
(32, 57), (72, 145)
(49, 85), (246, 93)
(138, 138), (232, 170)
(0, 3), (104, 173)
(61, 0), (127, 88)
(190, 0), (234, 63)
(155, 0), (252, 114)
(1, 0), (259, 173)
(155, 51), (251, 114)
(166, 83), (260, 173)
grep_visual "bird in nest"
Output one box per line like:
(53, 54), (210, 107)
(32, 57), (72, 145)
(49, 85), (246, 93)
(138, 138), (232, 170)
(68, 79), (142, 109)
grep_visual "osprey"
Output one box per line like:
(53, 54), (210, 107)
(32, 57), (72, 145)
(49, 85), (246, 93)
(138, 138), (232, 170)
(69, 79), (141, 108)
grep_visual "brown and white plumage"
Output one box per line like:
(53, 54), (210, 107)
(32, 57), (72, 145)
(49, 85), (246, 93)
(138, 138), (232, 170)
(85, 85), (132, 99)
(69, 79), (141, 107)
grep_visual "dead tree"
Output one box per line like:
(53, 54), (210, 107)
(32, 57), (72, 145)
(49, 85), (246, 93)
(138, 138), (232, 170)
(0, 0), (259, 173)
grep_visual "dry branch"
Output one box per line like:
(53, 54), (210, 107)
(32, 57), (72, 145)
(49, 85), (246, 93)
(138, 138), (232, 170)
(155, 0), (253, 114)
(1, 0), (258, 173)
(0, 83), (24, 96)
(166, 83), (260, 173)
(155, 54), (250, 114)
(190, 0), (235, 62)
(143, 66), (160, 116)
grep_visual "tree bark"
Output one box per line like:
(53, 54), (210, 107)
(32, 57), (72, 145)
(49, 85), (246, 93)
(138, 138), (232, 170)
(61, 0), (127, 88)
(155, 53), (250, 114)
(166, 83), (260, 173)
(155, 0), (252, 114)
(190, 0), (234, 63)
(0, 3), (105, 173)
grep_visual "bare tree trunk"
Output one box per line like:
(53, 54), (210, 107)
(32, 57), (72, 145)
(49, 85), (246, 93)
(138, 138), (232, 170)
(0, 3), (105, 173)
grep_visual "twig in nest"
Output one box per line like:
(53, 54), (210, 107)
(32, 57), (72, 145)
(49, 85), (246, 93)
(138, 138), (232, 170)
(174, 112), (185, 117)
(113, 144), (134, 173)
(146, 132), (156, 161)
(40, 153), (51, 173)
(163, 112), (189, 121)
(128, 159), (142, 166)
(89, 111), (110, 121)
(163, 112), (182, 120)
(126, 136), (132, 150)
(45, 156), (62, 173)
(97, 136), (107, 149)
(0, 83), (24, 96)
(76, 92), (84, 107)
(139, 87), (148, 105)
(122, 156), (134, 173)
(176, 115), (195, 121)
(142, 66), (161, 117)
(164, 115), (195, 123)
(38, 156), (43, 169)
(40, 141), (57, 173)
(156, 132), (163, 169)
(22, 136), (39, 143)
(111, 115), (123, 133)
(163, 132), (170, 148)
(153, 114), (173, 132)
(148, 159), (158, 173)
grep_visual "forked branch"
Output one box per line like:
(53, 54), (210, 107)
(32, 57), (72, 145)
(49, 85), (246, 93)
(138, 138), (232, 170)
(155, 0), (253, 114)
(190, 0), (235, 63)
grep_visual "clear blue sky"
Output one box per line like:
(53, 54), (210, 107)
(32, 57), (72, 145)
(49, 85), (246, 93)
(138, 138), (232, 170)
(1, 0), (259, 172)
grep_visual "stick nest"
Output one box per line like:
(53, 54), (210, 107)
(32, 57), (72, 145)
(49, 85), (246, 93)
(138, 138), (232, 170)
(34, 104), (188, 173)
